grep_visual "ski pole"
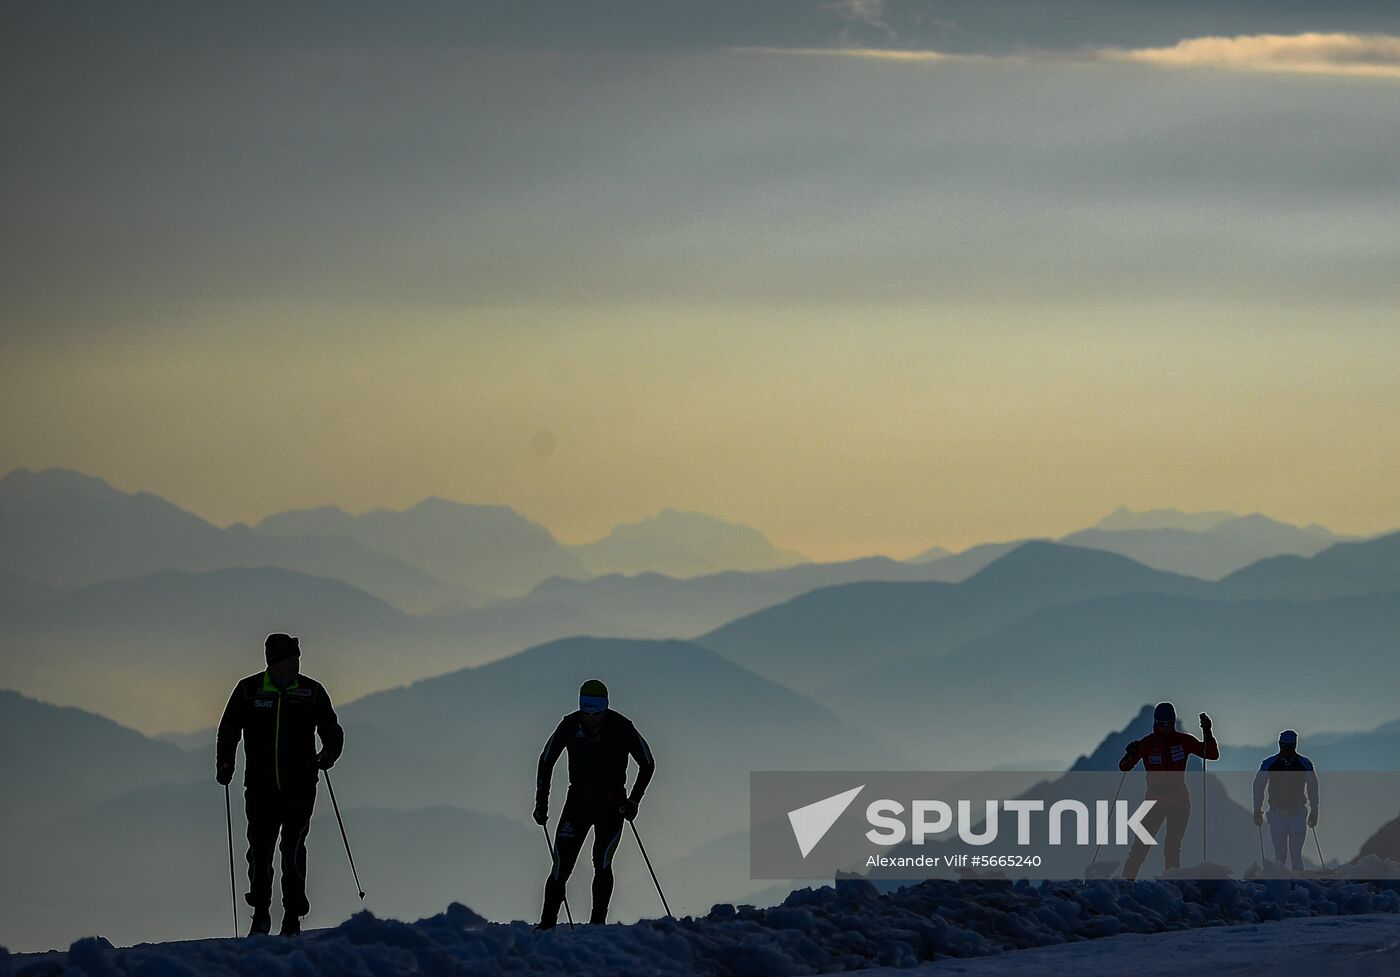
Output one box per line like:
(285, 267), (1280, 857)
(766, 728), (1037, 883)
(225, 784), (239, 938)
(1202, 757), (1208, 865)
(1312, 827), (1325, 869)
(1089, 768), (1129, 868)
(1257, 821), (1266, 867)
(540, 824), (576, 930)
(323, 771), (365, 899)
(628, 820), (673, 919)
(1199, 714), (1212, 866)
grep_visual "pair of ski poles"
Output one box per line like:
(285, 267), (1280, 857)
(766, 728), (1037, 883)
(225, 777), (670, 938)
(1092, 759), (1325, 873)
(541, 815), (673, 930)
(1256, 819), (1326, 869)
(223, 771), (364, 938)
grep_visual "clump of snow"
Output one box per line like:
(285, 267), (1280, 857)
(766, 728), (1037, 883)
(1160, 861), (1233, 880)
(20, 878), (1400, 977)
(1334, 856), (1400, 880)
(1083, 859), (1120, 880)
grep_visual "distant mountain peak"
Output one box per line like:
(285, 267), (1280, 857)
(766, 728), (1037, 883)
(573, 509), (807, 578)
(1, 466), (126, 500)
(964, 539), (1135, 581)
(407, 495), (507, 514)
(1070, 705), (1160, 772)
(906, 544), (952, 563)
(1094, 506), (1239, 533)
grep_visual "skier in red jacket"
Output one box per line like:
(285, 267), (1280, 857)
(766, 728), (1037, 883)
(1118, 701), (1219, 880)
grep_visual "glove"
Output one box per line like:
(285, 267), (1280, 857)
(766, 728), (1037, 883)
(314, 750), (334, 771)
(533, 800), (548, 826)
(1254, 809), (1264, 826)
(216, 762), (234, 786)
(1124, 740), (1141, 759)
(1199, 713), (1213, 736)
(1308, 809), (1318, 829)
(619, 798), (639, 822)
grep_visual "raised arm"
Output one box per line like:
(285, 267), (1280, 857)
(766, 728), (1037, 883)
(1190, 714), (1220, 760)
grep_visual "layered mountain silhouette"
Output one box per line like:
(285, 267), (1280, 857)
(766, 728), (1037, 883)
(1219, 531), (1400, 601)
(338, 636), (902, 826)
(0, 468), (454, 612)
(827, 589), (1400, 769)
(0, 567), (642, 731)
(0, 690), (201, 821)
(571, 508), (806, 577)
(256, 496), (587, 598)
(504, 552), (1028, 640)
(1064, 512), (1346, 580)
(906, 540), (1027, 576)
(1214, 717), (1400, 773)
(697, 542), (1214, 695)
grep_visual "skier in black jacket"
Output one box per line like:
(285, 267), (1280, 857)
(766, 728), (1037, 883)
(216, 633), (344, 937)
(534, 678), (655, 928)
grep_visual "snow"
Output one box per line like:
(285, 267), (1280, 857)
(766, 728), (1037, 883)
(11, 876), (1400, 977)
(858, 915), (1400, 976)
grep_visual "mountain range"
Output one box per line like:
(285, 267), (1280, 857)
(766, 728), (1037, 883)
(0, 468), (455, 612)
(697, 542), (1216, 696)
(4, 472), (1398, 737)
(0, 566), (649, 732)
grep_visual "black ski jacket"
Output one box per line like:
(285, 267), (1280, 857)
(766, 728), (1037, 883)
(217, 672), (344, 790)
(536, 710), (655, 806)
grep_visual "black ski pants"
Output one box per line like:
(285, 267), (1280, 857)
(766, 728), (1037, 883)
(542, 793), (627, 925)
(244, 784), (317, 916)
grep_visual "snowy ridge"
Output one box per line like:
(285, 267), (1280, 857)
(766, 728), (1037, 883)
(13, 876), (1400, 977)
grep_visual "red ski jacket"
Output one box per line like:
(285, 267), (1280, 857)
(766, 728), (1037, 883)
(1120, 729), (1219, 800)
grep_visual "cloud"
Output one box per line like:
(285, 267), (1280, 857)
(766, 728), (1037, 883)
(736, 32), (1400, 80)
(1102, 32), (1400, 79)
(823, 0), (897, 40)
(732, 45), (961, 62)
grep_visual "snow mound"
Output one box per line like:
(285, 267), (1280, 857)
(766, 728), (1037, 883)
(15, 877), (1400, 976)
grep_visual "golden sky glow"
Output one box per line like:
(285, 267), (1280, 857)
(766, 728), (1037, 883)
(4, 299), (1397, 561)
(3, 27), (1399, 561)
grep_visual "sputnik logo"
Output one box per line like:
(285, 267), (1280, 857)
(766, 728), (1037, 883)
(787, 785), (864, 858)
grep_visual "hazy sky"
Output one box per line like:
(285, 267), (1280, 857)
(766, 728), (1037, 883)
(3, 2), (1399, 559)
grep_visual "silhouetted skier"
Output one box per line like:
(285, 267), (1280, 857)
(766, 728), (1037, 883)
(1253, 729), (1319, 870)
(534, 678), (655, 928)
(1119, 701), (1219, 880)
(217, 633), (344, 937)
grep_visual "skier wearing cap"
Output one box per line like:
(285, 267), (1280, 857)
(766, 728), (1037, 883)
(1252, 729), (1319, 870)
(534, 678), (656, 928)
(1118, 701), (1219, 880)
(216, 633), (344, 937)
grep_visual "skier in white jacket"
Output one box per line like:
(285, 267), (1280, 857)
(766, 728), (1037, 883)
(1252, 729), (1319, 870)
